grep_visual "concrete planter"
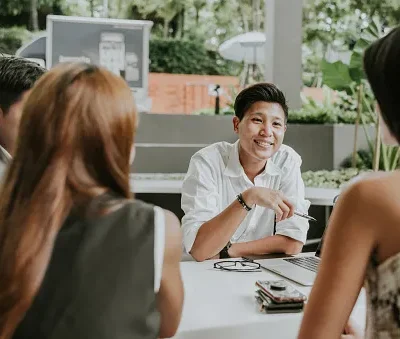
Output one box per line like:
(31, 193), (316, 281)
(133, 113), (375, 173)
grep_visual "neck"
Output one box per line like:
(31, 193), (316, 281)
(238, 145), (267, 183)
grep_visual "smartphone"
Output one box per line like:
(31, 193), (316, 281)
(256, 289), (304, 309)
(255, 280), (307, 303)
(255, 295), (303, 314)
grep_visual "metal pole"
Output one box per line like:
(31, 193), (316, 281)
(352, 84), (363, 167)
(103, 0), (108, 17)
(373, 104), (381, 171)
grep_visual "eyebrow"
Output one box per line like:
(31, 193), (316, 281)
(251, 112), (284, 121)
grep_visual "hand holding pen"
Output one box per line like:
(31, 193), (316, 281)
(241, 187), (316, 222)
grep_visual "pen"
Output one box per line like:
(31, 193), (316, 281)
(294, 211), (317, 222)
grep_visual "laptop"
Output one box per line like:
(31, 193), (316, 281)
(254, 234), (325, 286)
(244, 195), (339, 286)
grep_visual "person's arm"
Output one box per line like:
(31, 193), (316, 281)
(228, 234), (303, 257)
(181, 153), (250, 261)
(190, 186), (299, 261)
(157, 210), (184, 338)
(298, 180), (379, 339)
(274, 152), (310, 250)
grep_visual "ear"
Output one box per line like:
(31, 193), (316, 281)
(233, 116), (240, 134)
(284, 124), (287, 133)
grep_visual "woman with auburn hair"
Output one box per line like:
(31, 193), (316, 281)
(298, 26), (400, 339)
(0, 62), (183, 339)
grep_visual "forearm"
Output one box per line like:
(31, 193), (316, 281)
(158, 275), (184, 338)
(229, 234), (303, 258)
(190, 196), (249, 261)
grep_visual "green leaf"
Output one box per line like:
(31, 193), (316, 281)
(321, 59), (353, 91)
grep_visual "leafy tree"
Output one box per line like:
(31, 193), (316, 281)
(0, 0), (64, 30)
(302, 0), (400, 87)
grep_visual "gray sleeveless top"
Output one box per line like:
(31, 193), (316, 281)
(13, 194), (160, 339)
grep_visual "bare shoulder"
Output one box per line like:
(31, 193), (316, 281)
(163, 210), (182, 257)
(341, 171), (400, 217)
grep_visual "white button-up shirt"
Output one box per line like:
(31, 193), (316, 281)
(181, 140), (310, 253)
(0, 144), (11, 182)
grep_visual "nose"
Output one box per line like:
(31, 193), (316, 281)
(260, 123), (273, 136)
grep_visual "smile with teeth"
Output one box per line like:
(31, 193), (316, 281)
(255, 140), (274, 148)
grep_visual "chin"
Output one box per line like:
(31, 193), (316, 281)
(253, 150), (275, 161)
(258, 147), (280, 159)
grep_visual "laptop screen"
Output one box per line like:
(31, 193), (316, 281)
(315, 194), (339, 257)
(315, 229), (325, 257)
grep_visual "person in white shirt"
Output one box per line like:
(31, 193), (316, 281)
(181, 83), (310, 261)
(0, 56), (46, 180)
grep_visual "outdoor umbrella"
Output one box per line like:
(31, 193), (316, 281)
(218, 31), (266, 64)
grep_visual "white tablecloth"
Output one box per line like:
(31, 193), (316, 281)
(173, 256), (366, 339)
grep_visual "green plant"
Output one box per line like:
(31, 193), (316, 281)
(380, 144), (400, 171)
(340, 149), (373, 170)
(289, 85), (360, 124)
(0, 26), (33, 55)
(320, 21), (400, 171)
(321, 18), (384, 93)
(301, 168), (367, 189)
(288, 109), (337, 124)
(149, 38), (240, 75)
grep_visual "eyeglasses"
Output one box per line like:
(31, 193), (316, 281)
(214, 260), (261, 272)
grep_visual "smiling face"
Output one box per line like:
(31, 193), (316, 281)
(233, 101), (286, 167)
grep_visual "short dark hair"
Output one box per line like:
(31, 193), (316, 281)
(233, 83), (288, 121)
(364, 26), (400, 143)
(0, 56), (46, 114)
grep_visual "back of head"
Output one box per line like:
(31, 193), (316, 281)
(0, 56), (45, 114)
(0, 62), (137, 339)
(364, 26), (400, 143)
(15, 62), (137, 198)
(233, 83), (288, 121)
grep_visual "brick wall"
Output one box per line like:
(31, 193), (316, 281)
(148, 73), (239, 114)
(148, 73), (331, 114)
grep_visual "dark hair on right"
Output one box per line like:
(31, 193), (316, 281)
(233, 83), (288, 121)
(0, 56), (46, 114)
(364, 26), (400, 142)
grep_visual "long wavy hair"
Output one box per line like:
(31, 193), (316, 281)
(0, 62), (137, 338)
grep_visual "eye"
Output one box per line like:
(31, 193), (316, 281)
(273, 121), (282, 127)
(252, 118), (263, 123)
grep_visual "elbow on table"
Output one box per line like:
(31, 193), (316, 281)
(189, 248), (208, 262)
(284, 240), (303, 255)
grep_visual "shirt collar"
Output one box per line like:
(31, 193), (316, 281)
(223, 140), (281, 178)
(0, 145), (11, 164)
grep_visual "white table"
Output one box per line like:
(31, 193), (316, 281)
(173, 257), (366, 339)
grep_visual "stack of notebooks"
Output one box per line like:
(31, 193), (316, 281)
(254, 280), (306, 314)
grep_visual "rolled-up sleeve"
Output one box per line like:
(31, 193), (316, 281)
(181, 153), (220, 253)
(275, 155), (310, 244)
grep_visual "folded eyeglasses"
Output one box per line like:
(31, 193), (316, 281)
(213, 260), (261, 272)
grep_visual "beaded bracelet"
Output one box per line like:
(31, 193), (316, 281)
(236, 193), (252, 211)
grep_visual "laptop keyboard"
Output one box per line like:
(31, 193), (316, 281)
(283, 256), (320, 273)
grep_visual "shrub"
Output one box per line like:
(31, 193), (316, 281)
(149, 38), (240, 76)
(0, 26), (33, 55)
(340, 149), (373, 170)
(301, 168), (367, 189)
